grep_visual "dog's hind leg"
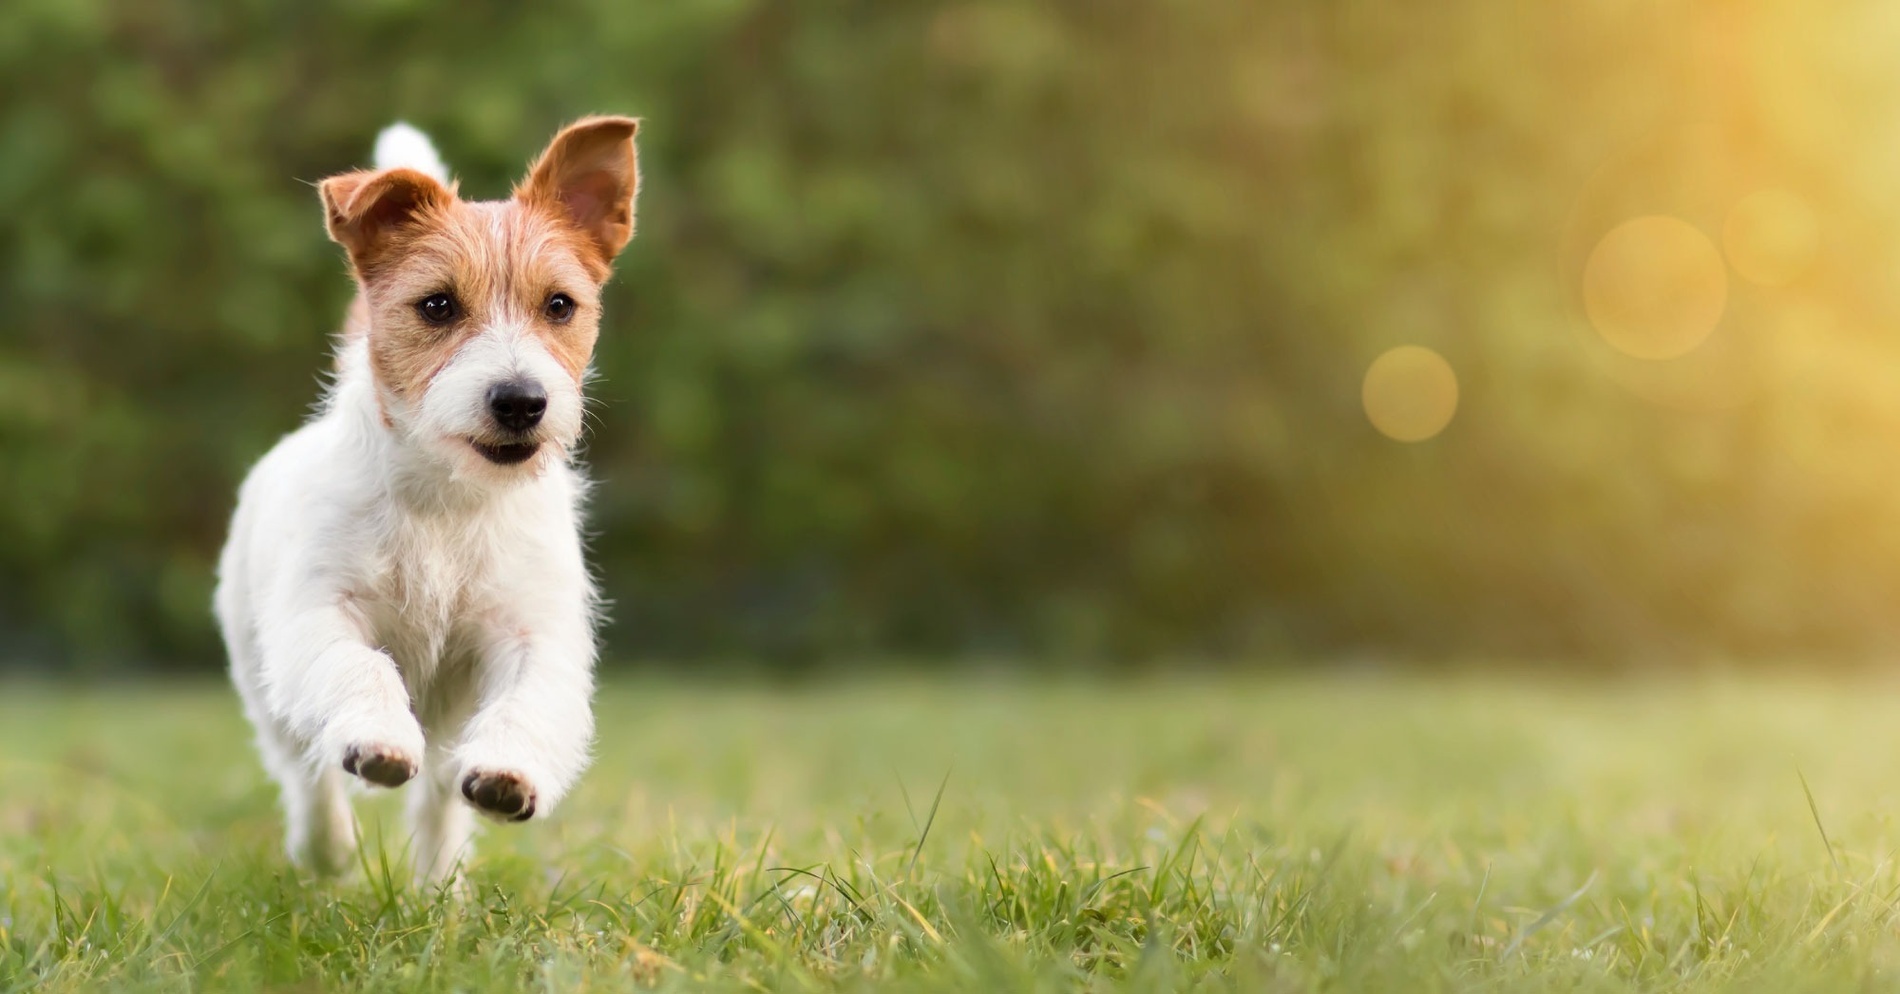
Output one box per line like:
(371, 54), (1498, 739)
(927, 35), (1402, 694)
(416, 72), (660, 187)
(408, 755), (476, 889)
(281, 751), (359, 875)
(248, 706), (357, 875)
(408, 675), (480, 889)
(228, 620), (359, 875)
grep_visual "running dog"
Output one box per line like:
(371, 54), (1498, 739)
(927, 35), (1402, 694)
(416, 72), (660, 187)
(215, 117), (638, 883)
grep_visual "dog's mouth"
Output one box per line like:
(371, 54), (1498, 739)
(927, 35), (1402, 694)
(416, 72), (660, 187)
(470, 438), (542, 466)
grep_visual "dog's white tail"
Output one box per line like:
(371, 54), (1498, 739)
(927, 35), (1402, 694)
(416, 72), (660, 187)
(373, 122), (449, 182)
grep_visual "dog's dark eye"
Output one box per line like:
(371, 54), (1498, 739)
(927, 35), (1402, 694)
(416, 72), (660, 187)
(417, 293), (459, 325)
(544, 293), (575, 324)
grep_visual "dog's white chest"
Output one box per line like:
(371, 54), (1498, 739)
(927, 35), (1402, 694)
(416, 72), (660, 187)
(355, 510), (498, 683)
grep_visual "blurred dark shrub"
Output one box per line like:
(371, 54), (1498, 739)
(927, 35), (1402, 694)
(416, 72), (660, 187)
(6, 1), (1900, 669)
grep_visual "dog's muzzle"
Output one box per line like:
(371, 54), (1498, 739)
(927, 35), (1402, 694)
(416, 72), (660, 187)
(474, 380), (547, 465)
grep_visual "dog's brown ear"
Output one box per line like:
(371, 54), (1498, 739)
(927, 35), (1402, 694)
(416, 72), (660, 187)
(516, 116), (640, 269)
(319, 168), (453, 274)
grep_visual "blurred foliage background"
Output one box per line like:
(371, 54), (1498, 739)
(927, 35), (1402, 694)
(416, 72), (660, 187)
(4, 0), (1900, 670)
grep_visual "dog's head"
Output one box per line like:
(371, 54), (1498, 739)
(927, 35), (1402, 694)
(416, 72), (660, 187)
(318, 117), (639, 479)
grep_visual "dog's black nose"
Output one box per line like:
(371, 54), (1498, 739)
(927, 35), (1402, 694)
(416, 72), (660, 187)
(486, 380), (547, 432)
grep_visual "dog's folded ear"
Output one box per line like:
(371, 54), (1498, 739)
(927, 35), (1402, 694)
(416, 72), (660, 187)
(320, 168), (454, 275)
(516, 116), (641, 270)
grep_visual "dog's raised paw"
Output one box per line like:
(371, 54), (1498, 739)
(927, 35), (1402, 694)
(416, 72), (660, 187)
(461, 769), (536, 822)
(342, 743), (418, 788)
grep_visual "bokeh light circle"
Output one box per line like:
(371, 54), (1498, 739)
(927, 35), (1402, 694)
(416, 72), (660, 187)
(1582, 216), (1728, 360)
(1362, 346), (1459, 442)
(1723, 189), (1819, 287)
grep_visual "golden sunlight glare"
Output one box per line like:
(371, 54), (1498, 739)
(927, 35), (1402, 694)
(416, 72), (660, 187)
(1583, 215), (1728, 360)
(1363, 346), (1459, 443)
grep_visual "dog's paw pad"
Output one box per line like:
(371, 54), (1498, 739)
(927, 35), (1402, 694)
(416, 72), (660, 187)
(461, 769), (536, 822)
(342, 743), (418, 788)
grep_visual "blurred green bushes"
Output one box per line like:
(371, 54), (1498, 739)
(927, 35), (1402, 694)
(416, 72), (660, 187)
(7, 1), (1900, 669)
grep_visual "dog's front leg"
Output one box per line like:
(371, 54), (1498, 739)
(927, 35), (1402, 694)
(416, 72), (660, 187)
(450, 619), (596, 823)
(259, 598), (425, 787)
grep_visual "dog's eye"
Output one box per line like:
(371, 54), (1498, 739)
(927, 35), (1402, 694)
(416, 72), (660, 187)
(544, 293), (575, 324)
(417, 293), (459, 325)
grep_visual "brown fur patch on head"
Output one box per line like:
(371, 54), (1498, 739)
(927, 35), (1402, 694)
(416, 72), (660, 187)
(322, 118), (640, 407)
(353, 199), (606, 401)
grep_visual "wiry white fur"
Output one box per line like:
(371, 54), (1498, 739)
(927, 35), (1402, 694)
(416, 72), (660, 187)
(373, 121), (449, 182)
(216, 129), (599, 887)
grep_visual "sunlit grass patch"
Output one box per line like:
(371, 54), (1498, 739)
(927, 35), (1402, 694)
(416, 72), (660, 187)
(4, 675), (1900, 991)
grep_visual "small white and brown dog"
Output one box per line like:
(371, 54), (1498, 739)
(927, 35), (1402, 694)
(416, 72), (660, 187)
(215, 118), (638, 883)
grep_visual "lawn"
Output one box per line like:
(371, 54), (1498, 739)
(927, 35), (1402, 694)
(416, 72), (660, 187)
(5, 673), (1900, 992)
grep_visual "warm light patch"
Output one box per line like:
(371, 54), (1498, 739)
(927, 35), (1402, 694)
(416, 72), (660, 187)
(1724, 189), (1819, 287)
(1583, 216), (1728, 360)
(1363, 346), (1459, 442)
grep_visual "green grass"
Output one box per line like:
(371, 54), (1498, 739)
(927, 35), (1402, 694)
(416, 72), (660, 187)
(6, 674), (1900, 991)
